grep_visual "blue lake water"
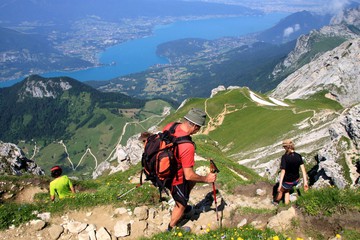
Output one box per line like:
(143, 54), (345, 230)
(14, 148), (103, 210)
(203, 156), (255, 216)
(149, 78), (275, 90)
(1, 13), (288, 88)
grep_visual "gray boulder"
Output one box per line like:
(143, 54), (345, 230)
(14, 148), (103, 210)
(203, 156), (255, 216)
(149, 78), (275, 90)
(0, 141), (44, 176)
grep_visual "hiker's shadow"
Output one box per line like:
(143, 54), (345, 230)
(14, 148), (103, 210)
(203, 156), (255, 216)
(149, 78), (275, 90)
(179, 190), (226, 225)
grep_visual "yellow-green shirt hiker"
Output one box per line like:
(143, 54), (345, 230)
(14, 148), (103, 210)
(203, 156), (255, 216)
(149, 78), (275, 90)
(49, 166), (75, 201)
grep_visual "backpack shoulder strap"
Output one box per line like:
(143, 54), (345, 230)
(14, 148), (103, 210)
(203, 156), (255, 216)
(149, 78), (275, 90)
(167, 122), (194, 145)
(168, 122), (181, 134)
(175, 135), (193, 144)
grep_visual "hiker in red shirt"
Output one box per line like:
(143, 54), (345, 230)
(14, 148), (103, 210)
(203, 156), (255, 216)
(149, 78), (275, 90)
(164, 108), (217, 232)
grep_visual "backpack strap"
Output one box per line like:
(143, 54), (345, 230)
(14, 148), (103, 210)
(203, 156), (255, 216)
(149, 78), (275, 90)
(173, 135), (194, 168)
(175, 135), (193, 144)
(168, 122), (194, 145)
(168, 122), (180, 134)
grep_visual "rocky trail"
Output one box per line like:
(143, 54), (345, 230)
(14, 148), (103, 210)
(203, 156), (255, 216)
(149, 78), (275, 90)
(1, 179), (358, 240)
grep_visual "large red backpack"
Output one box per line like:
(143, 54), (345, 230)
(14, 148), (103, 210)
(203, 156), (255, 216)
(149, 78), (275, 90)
(140, 122), (194, 201)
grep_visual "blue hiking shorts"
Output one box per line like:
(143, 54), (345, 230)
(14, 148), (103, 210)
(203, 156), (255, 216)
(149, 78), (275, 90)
(282, 179), (299, 190)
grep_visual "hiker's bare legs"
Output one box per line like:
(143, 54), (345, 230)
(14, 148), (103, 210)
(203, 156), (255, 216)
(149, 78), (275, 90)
(169, 202), (186, 228)
(275, 185), (284, 202)
(275, 186), (292, 204)
(169, 181), (196, 228)
(275, 191), (283, 202)
(284, 192), (290, 204)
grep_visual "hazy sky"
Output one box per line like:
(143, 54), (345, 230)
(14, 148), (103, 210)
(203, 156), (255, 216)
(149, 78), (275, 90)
(192, 0), (357, 13)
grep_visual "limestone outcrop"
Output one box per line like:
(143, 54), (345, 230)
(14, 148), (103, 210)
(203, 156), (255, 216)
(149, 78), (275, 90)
(0, 141), (44, 176)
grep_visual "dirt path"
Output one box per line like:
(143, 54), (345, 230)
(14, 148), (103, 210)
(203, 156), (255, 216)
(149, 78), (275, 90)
(1, 181), (276, 237)
(1, 180), (359, 240)
(203, 97), (242, 135)
(14, 186), (47, 204)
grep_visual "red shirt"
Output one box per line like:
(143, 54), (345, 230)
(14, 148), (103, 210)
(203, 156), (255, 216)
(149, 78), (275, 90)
(163, 122), (195, 186)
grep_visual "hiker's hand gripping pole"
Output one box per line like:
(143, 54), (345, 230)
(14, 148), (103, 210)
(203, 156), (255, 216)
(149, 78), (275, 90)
(210, 159), (220, 223)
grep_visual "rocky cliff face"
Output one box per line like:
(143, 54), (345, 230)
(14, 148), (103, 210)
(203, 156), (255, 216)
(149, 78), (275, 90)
(271, 38), (360, 107)
(311, 103), (360, 188)
(92, 134), (146, 179)
(0, 141), (44, 176)
(331, 6), (360, 26)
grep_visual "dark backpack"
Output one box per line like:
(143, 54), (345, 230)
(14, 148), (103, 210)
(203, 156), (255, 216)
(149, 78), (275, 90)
(140, 122), (193, 201)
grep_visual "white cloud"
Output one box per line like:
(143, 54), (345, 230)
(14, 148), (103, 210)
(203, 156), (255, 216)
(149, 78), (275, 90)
(283, 27), (294, 37)
(283, 24), (301, 38)
(321, 0), (350, 14)
(294, 23), (300, 31)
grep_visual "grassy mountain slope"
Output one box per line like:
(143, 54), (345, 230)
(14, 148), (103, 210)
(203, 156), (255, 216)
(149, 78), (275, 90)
(161, 88), (342, 156)
(150, 87), (346, 187)
(17, 99), (172, 177)
(0, 75), (163, 176)
(206, 91), (310, 153)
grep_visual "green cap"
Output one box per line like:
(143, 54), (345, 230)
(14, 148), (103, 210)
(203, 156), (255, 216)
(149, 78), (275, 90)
(184, 108), (207, 126)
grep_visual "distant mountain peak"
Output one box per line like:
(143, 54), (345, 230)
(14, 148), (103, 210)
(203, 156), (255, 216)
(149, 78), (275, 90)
(256, 10), (332, 44)
(19, 75), (72, 101)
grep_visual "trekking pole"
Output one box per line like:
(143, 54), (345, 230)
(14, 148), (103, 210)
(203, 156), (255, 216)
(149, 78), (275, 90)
(210, 159), (220, 224)
(117, 184), (141, 199)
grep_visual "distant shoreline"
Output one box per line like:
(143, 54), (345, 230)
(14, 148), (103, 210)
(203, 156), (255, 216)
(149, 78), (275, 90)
(0, 13), (288, 88)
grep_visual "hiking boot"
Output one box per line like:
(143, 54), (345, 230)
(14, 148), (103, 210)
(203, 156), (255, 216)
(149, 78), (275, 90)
(271, 200), (279, 206)
(183, 205), (195, 219)
(166, 225), (191, 233)
(180, 226), (191, 232)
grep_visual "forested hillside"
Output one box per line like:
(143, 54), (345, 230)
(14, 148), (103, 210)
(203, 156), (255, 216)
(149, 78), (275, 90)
(0, 75), (145, 142)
